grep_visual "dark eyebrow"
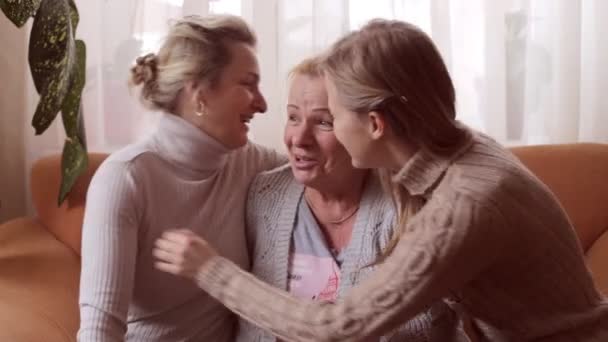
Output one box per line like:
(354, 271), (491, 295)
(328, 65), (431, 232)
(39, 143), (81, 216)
(287, 104), (299, 110)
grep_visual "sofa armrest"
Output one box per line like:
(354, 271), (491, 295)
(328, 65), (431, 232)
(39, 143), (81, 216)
(0, 217), (80, 342)
(31, 153), (108, 256)
(586, 229), (608, 296)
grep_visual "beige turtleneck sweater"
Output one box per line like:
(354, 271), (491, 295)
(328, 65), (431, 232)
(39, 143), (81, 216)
(194, 129), (608, 341)
(77, 114), (285, 341)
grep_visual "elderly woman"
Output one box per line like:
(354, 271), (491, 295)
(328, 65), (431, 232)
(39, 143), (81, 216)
(241, 58), (458, 341)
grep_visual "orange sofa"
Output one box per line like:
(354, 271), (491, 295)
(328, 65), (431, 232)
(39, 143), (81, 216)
(1, 144), (607, 341)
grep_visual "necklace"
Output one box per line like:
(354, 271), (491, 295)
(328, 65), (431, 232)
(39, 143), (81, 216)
(304, 192), (360, 226)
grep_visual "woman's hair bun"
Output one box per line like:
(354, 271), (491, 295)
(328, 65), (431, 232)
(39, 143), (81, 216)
(130, 53), (159, 86)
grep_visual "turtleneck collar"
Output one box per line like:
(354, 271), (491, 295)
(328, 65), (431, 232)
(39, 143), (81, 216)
(392, 127), (474, 196)
(153, 114), (230, 172)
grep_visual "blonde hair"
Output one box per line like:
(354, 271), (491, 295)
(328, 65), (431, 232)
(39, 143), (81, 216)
(129, 15), (256, 113)
(321, 19), (469, 259)
(288, 55), (324, 79)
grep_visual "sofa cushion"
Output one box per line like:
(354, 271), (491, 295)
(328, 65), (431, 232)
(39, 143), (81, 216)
(30, 153), (108, 255)
(0, 217), (80, 341)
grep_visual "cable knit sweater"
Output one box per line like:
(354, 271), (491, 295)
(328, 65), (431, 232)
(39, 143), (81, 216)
(237, 166), (461, 341)
(194, 129), (608, 341)
(78, 114), (285, 341)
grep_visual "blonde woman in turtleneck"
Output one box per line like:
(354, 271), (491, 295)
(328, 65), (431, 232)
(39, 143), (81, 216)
(77, 15), (286, 342)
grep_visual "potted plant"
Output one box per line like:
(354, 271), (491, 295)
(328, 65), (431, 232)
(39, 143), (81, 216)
(1, 0), (87, 205)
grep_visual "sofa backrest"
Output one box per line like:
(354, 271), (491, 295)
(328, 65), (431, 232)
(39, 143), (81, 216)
(510, 143), (608, 252)
(31, 153), (109, 255)
(511, 143), (608, 294)
(30, 144), (608, 293)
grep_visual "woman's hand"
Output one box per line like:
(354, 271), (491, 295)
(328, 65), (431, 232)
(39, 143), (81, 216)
(153, 229), (218, 278)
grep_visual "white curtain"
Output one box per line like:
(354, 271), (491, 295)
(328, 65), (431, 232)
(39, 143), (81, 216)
(24, 0), (608, 181)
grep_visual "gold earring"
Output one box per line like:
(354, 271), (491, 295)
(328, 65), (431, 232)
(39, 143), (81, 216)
(195, 101), (206, 117)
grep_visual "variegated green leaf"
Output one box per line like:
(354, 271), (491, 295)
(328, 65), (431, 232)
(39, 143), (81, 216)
(28, 0), (74, 93)
(67, 0), (78, 31)
(58, 136), (88, 205)
(29, 0), (75, 133)
(75, 102), (87, 150)
(31, 67), (70, 134)
(0, 0), (41, 27)
(4, 0), (87, 205)
(61, 39), (85, 138)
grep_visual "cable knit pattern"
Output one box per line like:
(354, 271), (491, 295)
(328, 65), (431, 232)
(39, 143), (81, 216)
(195, 128), (608, 342)
(237, 167), (461, 341)
(78, 114), (286, 342)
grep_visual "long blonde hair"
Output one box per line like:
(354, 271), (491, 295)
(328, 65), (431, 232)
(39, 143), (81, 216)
(321, 19), (469, 259)
(129, 15), (256, 113)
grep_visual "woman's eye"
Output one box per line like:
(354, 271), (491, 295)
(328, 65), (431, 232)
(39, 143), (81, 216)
(319, 120), (333, 129)
(242, 81), (256, 89)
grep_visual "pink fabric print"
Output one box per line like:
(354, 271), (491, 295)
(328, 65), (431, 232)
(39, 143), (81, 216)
(287, 253), (341, 302)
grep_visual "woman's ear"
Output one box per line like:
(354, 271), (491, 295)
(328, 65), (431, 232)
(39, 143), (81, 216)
(192, 81), (209, 104)
(179, 81), (208, 119)
(181, 81), (198, 103)
(367, 111), (386, 140)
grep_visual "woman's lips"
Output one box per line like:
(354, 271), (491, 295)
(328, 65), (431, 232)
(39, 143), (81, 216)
(293, 155), (317, 169)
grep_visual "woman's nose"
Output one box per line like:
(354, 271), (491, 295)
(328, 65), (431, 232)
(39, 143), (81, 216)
(292, 123), (313, 147)
(253, 91), (267, 113)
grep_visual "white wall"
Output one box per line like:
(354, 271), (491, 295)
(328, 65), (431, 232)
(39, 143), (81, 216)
(0, 14), (28, 223)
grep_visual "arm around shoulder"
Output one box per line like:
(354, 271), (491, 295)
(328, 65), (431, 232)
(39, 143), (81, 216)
(193, 191), (509, 341)
(246, 142), (288, 172)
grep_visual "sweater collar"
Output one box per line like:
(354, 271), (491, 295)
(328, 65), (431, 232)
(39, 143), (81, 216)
(153, 114), (230, 172)
(392, 127), (474, 196)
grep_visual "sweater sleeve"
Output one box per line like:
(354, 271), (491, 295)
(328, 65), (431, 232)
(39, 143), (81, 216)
(194, 191), (508, 342)
(78, 161), (142, 342)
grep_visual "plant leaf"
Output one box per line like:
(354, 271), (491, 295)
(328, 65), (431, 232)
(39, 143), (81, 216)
(32, 69), (70, 134)
(67, 0), (78, 31)
(61, 39), (85, 138)
(29, 0), (74, 93)
(29, 0), (75, 133)
(76, 101), (87, 150)
(0, 0), (42, 27)
(58, 136), (88, 205)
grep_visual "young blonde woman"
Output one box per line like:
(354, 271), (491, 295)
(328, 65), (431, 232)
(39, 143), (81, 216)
(77, 15), (285, 341)
(154, 19), (608, 341)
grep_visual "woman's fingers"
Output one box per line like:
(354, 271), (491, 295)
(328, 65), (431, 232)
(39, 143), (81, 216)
(155, 230), (202, 254)
(154, 236), (181, 254)
(153, 228), (217, 279)
(153, 247), (196, 277)
(159, 230), (204, 254)
(152, 245), (181, 264)
(161, 230), (190, 243)
(154, 261), (182, 275)
(154, 230), (201, 277)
